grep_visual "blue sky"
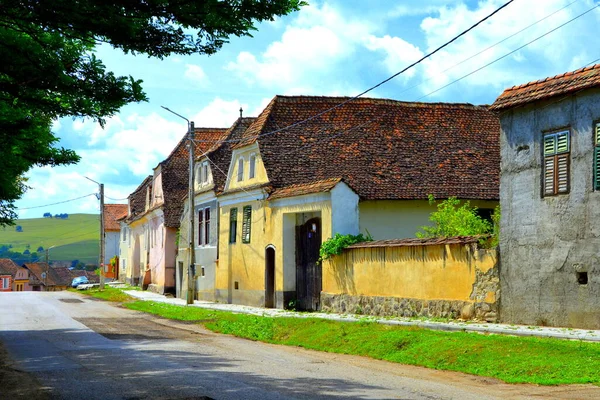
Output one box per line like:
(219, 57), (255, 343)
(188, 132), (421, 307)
(15, 0), (600, 218)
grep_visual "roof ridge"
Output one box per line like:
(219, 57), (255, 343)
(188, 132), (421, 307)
(504, 63), (600, 92)
(274, 94), (482, 109)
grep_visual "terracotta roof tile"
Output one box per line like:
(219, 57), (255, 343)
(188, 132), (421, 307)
(126, 175), (152, 221)
(348, 236), (482, 248)
(490, 64), (600, 111)
(239, 95), (500, 201)
(0, 258), (19, 276)
(104, 204), (128, 231)
(22, 262), (71, 287)
(268, 178), (342, 200)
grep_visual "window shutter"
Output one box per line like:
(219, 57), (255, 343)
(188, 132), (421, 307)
(544, 157), (555, 196)
(595, 123), (600, 145)
(242, 205), (252, 243)
(544, 135), (556, 156)
(556, 154), (569, 193)
(229, 208), (237, 244)
(556, 131), (569, 153)
(595, 147), (600, 191)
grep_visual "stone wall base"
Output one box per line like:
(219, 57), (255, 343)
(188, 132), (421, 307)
(320, 293), (498, 322)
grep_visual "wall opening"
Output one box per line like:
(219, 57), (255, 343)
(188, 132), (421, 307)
(265, 246), (276, 308)
(234, 281), (239, 290)
(577, 271), (588, 285)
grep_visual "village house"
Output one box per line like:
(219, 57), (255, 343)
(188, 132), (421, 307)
(103, 203), (128, 280)
(214, 95), (500, 310)
(176, 117), (255, 301)
(22, 262), (71, 291)
(490, 64), (600, 329)
(0, 258), (30, 291)
(120, 127), (227, 294)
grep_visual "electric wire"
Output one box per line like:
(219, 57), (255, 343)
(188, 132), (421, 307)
(192, 0), (516, 144)
(15, 193), (97, 210)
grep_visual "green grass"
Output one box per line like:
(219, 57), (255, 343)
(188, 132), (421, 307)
(123, 300), (600, 386)
(0, 213), (99, 261)
(72, 287), (134, 302)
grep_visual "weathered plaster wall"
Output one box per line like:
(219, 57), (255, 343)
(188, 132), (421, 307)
(118, 223), (129, 282)
(500, 89), (600, 329)
(359, 200), (498, 240)
(331, 183), (359, 236)
(104, 231), (120, 266)
(321, 244), (498, 321)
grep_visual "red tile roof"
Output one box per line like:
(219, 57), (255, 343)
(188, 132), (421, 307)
(238, 96), (500, 201)
(490, 64), (600, 111)
(160, 127), (229, 227)
(126, 175), (152, 221)
(22, 263), (71, 287)
(269, 178), (342, 200)
(0, 258), (19, 276)
(104, 204), (128, 231)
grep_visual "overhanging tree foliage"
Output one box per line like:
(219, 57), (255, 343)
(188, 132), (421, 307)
(0, 0), (305, 225)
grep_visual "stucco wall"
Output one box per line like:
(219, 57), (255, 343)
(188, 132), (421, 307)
(227, 144), (269, 191)
(359, 199), (498, 240)
(321, 243), (498, 320)
(104, 231), (120, 265)
(500, 89), (600, 329)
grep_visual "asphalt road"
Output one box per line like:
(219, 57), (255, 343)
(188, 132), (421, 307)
(0, 292), (598, 400)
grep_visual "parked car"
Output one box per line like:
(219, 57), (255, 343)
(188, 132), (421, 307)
(71, 276), (89, 288)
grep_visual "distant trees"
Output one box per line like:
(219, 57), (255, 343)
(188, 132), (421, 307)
(54, 213), (69, 219)
(15, 225), (22, 232)
(37, 246), (44, 252)
(43, 212), (52, 218)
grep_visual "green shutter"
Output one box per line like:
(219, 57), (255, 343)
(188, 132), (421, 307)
(594, 147), (600, 191)
(242, 206), (252, 244)
(556, 131), (569, 153)
(544, 134), (556, 156)
(595, 124), (600, 145)
(229, 208), (237, 244)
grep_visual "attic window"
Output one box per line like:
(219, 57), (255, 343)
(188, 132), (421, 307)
(249, 155), (256, 179)
(543, 130), (570, 196)
(202, 161), (209, 184)
(237, 158), (244, 182)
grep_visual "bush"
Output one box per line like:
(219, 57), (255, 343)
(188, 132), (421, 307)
(319, 232), (373, 261)
(416, 195), (499, 246)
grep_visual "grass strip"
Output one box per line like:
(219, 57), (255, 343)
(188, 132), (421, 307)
(123, 300), (600, 386)
(70, 287), (134, 302)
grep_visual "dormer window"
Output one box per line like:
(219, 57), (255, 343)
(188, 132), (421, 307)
(237, 158), (244, 182)
(249, 154), (256, 179)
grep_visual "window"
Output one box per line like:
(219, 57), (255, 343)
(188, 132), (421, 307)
(242, 205), (252, 243)
(595, 123), (600, 191)
(204, 208), (210, 245)
(198, 208), (210, 246)
(237, 158), (244, 182)
(543, 130), (570, 196)
(121, 227), (126, 242)
(1, 277), (9, 289)
(203, 162), (209, 183)
(229, 208), (238, 244)
(249, 154), (256, 179)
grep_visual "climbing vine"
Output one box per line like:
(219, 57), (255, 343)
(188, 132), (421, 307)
(319, 232), (373, 261)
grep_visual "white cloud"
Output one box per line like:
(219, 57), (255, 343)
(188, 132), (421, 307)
(226, 3), (374, 93)
(364, 35), (424, 79)
(191, 97), (248, 127)
(183, 64), (208, 86)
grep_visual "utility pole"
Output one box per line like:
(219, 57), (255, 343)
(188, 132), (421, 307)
(86, 177), (105, 289)
(161, 106), (195, 304)
(99, 183), (105, 290)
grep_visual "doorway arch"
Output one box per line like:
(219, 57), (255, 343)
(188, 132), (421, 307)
(265, 245), (276, 308)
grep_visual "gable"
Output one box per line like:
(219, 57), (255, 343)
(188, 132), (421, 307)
(224, 142), (269, 193)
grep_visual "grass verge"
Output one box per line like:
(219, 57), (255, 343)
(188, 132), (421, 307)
(123, 300), (600, 386)
(71, 286), (134, 302)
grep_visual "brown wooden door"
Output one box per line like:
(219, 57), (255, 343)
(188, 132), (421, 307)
(295, 218), (322, 311)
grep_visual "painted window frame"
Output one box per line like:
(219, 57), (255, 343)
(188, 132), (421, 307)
(242, 205), (252, 244)
(542, 129), (570, 197)
(249, 154), (256, 179)
(1, 277), (9, 289)
(229, 208), (238, 244)
(198, 207), (211, 246)
(237, 157), (245, 182)
(594, 122), (600, 191)
(202, 161), (209, 184)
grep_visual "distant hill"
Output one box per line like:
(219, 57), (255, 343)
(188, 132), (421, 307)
(0, 214), (100, 265)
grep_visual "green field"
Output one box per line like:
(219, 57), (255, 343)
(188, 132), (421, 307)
(0, 214), (100, 263)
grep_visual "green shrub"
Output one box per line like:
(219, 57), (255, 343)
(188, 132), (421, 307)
(319, 232), (372, 261)
(416, 195), (498, 246)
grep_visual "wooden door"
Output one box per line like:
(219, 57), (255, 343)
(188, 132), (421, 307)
(265, 247), (275, 308)
(295, 218), (322, 311)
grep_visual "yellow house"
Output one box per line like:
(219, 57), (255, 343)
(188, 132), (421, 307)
(215, 95), (500, 311)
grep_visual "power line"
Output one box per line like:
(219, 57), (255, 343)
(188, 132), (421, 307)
(192, 0), (515, 145)
(105, 196), (128, 201)
(415, 2), (599, 101)
(16, 193), (97, 210)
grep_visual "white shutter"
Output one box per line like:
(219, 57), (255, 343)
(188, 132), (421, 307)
(544, 157), (555, 195)
(556, 154), (569, 193)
